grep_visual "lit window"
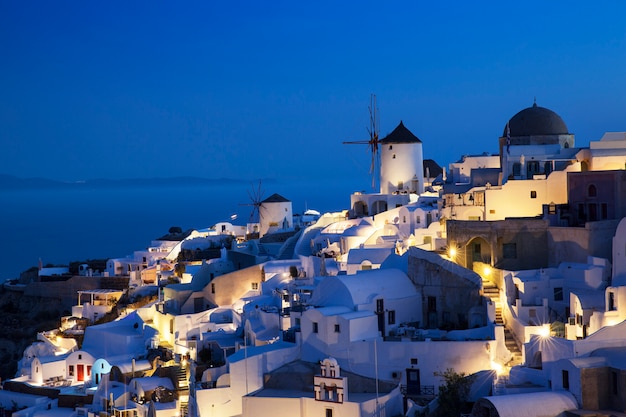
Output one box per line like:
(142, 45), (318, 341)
(251, 282), (259, 290)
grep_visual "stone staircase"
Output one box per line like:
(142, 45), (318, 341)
(504, 328), (523, 367)
(483, 280), (523, 368)
(176, 365), (189, 417)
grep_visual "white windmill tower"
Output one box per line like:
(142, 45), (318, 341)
(379, 120), (424, 195)
(241, 182), (293, 239)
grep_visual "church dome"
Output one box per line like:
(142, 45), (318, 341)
(503, 102), (569, 137)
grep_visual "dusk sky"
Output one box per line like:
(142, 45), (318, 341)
(2, 1), (625, 185)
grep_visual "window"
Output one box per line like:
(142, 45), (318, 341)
(589, 203), (598, 221)
(528, 161), (539, 175)
(428, 296), (436, 312)
(403, 216), (406, 223)
(613, 371), (619, 395)
(588, 184), (597, 197)
(326, 409), (333, 417)
(578, 203), (586, 221)
(416, 215), (421, 224)
(530, 190), (537, 199)
(78, 354), (82, 360)
(388, 310), (396, 325)
(548, 203), (556, 215)
(609, 292), (616, 311)
(554, 287), (563, 301)
(295, 318), (300, 326)
(69, 365), (74, 376)
(251, 282), (259, 290)
(211, 283), (215, 294)
(334, 324), (340, 333)
(398, 181), (403, 190)
(410, 358), (418, 365)
(388, 145), (393, 150)
(473, 243), (482, 261)
(313, 322), (318, 333)
(376, 299), (384, 314)
(503, 243), (517, 259)
(562, 370), (570, 389)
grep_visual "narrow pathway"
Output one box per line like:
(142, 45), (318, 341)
(482, 280), (523, 368)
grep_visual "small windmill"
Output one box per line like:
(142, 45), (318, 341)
(240, 180), (265, 237)
(343, 94), (380, 190)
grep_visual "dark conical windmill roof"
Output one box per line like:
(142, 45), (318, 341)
(380, 121), (422, 144)
(262, 193), (290, 203)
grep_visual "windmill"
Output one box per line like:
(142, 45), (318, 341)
(240, 180), (265, 237)
(343, 94), (380, 190)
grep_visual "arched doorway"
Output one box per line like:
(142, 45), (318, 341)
(371, 200), (388, 215)
(464, 237), (491, 270)
(353, 201), (368, 217)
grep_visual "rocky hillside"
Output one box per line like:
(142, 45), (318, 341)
(0, 287), (66, 381)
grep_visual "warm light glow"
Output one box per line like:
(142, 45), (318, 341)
(605, 317), (621, 327)
(483, 265), (492, 277)
(449, 247), (457, 258)
(538, 324), (550, 338)
(490, 360), (504, 376)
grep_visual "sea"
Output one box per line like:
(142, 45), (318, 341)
(0, 177), (369, 281)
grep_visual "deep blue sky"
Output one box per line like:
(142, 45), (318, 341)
(2, 1), (625, 185)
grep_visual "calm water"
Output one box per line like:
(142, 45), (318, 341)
(0, 178), (367, 281)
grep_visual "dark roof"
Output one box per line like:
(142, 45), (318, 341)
(503, 102), (569, 137)
(262, 193), (290, 203)
(380, 121), (422, 144)
(423, 159), (443, 178)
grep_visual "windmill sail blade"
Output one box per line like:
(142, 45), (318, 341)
(342, 94), (380, 190)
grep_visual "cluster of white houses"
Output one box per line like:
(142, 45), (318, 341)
(6, 102), (626, 417)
